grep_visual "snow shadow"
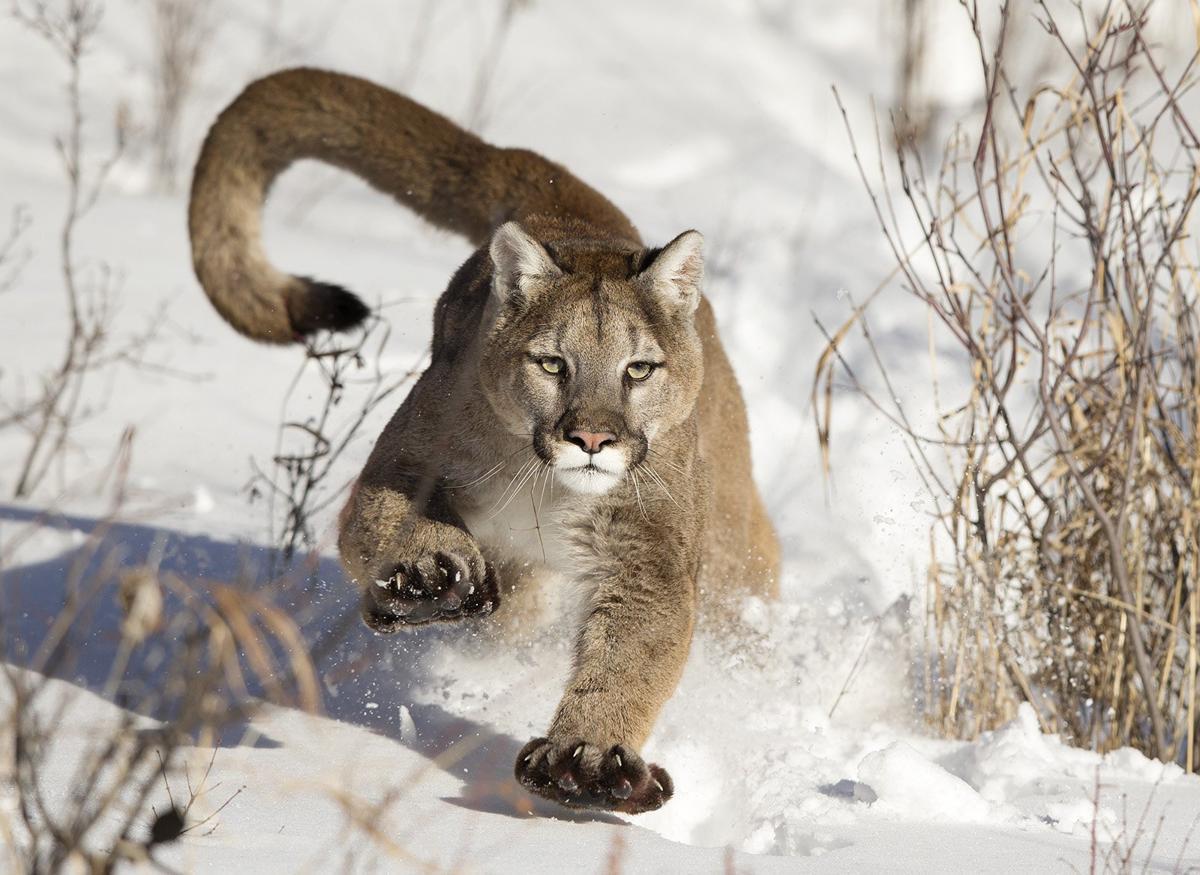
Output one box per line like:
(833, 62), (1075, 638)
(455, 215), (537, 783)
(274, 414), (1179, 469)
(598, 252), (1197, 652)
(0, 504), (600, 820)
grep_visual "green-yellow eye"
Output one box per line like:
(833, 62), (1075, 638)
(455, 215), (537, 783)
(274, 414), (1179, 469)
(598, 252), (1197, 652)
(539, 356), (565, 375)
(626, 362), (654, 381)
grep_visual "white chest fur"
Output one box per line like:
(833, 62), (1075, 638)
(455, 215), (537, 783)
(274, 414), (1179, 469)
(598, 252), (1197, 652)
(458, 472), (572, 574)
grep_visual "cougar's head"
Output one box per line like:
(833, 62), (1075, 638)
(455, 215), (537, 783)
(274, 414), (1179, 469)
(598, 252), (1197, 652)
(478, 222), (705, 496)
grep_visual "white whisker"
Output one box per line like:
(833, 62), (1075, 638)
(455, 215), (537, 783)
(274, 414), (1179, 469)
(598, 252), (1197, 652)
(646, 448), (688, 478)
(487, 456), (538, 517)
(641, 463), (684, 510)
(629, 468), (648, 520)
(488, 456), (544, 520)
(449, 441), (535, 492)
(448, 460), (505, 491)
(529, 464), (549, 563)
(538, 458), (553, 510)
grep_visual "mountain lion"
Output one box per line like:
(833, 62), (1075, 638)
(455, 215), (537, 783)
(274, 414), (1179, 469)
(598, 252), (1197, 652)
(188, 68), (778, 814)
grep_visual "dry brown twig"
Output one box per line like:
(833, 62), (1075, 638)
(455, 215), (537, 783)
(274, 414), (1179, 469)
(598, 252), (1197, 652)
(0, 204), (32, 296)
(0, 205), (34, 430)
(248, 311), (422, 574)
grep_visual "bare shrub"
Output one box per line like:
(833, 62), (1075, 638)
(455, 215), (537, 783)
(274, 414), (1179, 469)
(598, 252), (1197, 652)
(394, 0), (438, 91)
(155, 747), (244, 840)
(248, 312), (421, 574)
(1076, 768), (1200, 874)
(146, 0), (214, 192)
(7, 0), (171, 498)
(464, 0), (529, 132)
(816, 1), (1200, 767)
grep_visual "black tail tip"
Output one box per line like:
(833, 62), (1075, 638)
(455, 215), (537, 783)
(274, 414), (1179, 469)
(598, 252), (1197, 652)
(287, 276), (371, 337)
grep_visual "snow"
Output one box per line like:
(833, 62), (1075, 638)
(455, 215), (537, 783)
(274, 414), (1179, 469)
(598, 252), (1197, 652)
(858, 742), (996, 824)
(0, 519), (86, 566)
(2, 0), (1200, 871)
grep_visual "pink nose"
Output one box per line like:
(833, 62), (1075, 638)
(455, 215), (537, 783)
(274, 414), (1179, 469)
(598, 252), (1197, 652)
(566, 429), (616, 454)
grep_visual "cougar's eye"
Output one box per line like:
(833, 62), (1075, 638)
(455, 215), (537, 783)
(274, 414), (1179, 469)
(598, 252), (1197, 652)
(626, 362), (655, 381)
(539, 356), (566, 375)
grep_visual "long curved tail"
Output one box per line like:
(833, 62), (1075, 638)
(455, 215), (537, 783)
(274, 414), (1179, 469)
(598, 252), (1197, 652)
(188, 67), (638, 343)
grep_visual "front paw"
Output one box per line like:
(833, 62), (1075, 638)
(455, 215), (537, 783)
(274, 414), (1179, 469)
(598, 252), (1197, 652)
(515, 737), (673, 814)
(361, 543), (499, 631)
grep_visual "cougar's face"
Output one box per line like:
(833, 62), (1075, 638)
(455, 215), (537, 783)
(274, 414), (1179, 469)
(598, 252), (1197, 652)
(478, 224), (706, 496)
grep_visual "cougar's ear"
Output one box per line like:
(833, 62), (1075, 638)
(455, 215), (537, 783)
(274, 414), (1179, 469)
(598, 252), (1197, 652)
(638, 230), (704, 313)
(489, 222), (561, 304)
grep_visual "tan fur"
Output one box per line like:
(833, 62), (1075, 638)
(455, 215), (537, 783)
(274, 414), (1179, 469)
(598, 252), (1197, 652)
(190, 68), (779, 813)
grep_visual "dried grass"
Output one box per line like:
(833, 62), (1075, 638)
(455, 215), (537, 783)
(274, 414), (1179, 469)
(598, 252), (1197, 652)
(816, 0), (1200, 766)
(0, 451), (319, 871)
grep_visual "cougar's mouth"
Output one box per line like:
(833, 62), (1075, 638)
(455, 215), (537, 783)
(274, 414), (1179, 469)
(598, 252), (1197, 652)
(553, 443), (627, 495)
(555, 464), (623, 496)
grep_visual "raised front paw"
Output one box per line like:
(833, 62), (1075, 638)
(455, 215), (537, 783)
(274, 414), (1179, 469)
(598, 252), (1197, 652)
(361, 542), (499, 631)
(514, 737), (673, 814)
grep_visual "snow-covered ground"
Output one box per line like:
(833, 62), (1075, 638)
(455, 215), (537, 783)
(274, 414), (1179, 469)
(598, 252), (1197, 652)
(2, 0), (1199, 871)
